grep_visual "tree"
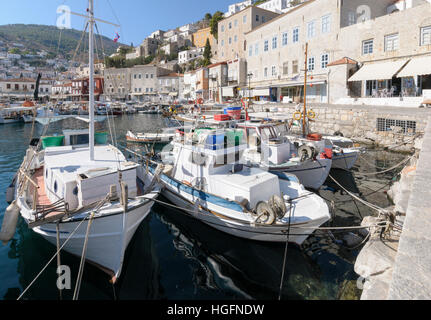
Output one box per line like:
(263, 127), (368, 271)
(209, 11), (224, 40)
(204, 13), (212, 21)
(202, 38), (212, 67)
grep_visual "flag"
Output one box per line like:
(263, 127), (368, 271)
(114, 32), (120, 43)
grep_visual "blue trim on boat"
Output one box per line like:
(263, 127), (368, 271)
(270, 165), (326, 173)
(271, 171), (300, 183)
(149, 167), (244, 213)
(40, 229), (69, 234)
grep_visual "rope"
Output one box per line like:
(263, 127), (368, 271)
(72, 212), (95, 300)
(17, 216), (90, 300)
(356, 155), (414, 176)
(278, 200), (292, 300)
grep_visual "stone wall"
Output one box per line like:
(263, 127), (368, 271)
(250, 103), (430, 151)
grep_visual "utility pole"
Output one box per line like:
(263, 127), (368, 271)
(247, 72), (253, 120)
(303, 42), (308, 138)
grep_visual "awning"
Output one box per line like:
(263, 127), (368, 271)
(222, 87), (234, 97)
(348, 59), (409, 82)
(397, 56), (431, 78)
(169, 92), (178, 96)
(253, 88), (270, 96)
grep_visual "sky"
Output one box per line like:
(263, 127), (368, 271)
(0, 0), (234, 45)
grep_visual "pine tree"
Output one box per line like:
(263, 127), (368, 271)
(202, 38), (212, 67)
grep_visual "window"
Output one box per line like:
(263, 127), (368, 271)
(138, 74), (142, 79)
(262, 16), (265, 23)
(221, 39), (224, 46)
(256, 15), (259, 22)
(272, 36), (277, 49)
(348, 11), (356, 26)
(421, 26), (431, 46)
(134, 74), (137, 79)
(293, 27), (299, 43)
(249, 45), (253, 57)
(264, 40), (269, 52)
(229, 22), (232, 29)
(308, 57), (315, 71)
(234, 35), (238, 43)
(282, 32), (288, 46)
(264, 67), (268, 77)
(146, 73), (149, 79)
(321, 53), (329, 69)
(283, 62), (289, 75)
(322, 14), (331, 34)
(385, 33), (399, 52)
(271, 66), (277, 77)
(234, 19), (238, 27)
(292, 60), (298, 74)
(307, 21), (316, 38)
(362, 39), (374, 55)
(243, 15), (247, 24)
(6, 84), (10, 89)
(229, 37), (232, 44)
(255, 43), (259, 55)
(221, 25), (225, 32)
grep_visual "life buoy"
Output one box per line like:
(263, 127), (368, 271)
(307, 110), (316, 120)
(293, 111), (302, 121)
(197, 98), (204, 105)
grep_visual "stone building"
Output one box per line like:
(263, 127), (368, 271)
(130, 65), (172, 102)
(218, 5), (279, 61)
(244, 0), (399, 103)
(104, 68), (131, 101)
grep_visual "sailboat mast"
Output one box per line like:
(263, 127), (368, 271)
(303, 42), (308, 138)
(89, 0), (95, 161)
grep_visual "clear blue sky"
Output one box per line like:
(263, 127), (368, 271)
(0, 0), (233, 45)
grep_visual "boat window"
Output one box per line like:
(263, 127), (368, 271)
(45, 169), (48, 178)
(54, 181), (58, 193)
(69, 134), (89, 145)
(73, 186), (78, 196)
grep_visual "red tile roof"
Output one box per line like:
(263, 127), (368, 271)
(327, 57), (358, 67)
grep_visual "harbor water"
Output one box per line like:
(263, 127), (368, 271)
(0, 114), (407, 300)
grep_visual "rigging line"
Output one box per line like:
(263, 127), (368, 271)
(356, 155), (413, 176)
(71, 21), (89, 64)
(17, 216), (89, 300)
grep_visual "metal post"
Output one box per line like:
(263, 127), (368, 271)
(89, 0), (95, 161)
(303, 43), (308, 138)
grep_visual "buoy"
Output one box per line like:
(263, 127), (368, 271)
(0, 201), (20, 245)
(255, 201), (276, 225)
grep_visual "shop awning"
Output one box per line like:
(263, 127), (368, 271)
(253, 88), (270, 96)
(169, 92), (178, 96)
(348, 59), (409, 82)
(222, 87), (234, 97)
(397, 56), (431, 78)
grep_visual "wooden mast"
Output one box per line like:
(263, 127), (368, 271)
(303, 42), (308, 138)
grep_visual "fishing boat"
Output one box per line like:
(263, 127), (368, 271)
(126, 130), (175, 145)
(238, 121), (332, 190)
(151, 127), (330, 244)
(0, 107), (32, 124)
(0, 0), (161, 282)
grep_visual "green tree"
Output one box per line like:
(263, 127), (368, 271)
(205, 13), (212, 21)
(209, 11), (224, 40)
(202, 38), (212, 67)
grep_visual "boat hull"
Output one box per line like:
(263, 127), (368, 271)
(332, 150), (359, 170)
(156, 172), (329, 245)
(269, 158), (332, 190)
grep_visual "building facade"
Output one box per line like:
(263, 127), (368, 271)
(218, 6), (279, 61)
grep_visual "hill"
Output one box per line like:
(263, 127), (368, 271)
(0, 24), (124, 60)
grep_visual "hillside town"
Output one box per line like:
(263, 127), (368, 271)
(0, 0), (429, 108)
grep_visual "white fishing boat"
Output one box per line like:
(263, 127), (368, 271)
(153, 128), (330, 245)
(238, 122), (332, 190)
(0, 0), (161, 282)
(0, 107), (32, 124)
(126, 130), (175, 144)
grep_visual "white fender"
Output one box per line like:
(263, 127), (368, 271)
(0, 200), (20, 245)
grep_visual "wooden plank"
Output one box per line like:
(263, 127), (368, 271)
(28, 213), (67, 229)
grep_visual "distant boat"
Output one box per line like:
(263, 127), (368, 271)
(126, 130), (175, 144)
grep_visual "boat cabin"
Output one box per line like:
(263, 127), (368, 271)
(41, 129), (138, 211)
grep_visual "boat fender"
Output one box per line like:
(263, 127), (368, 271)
(0, 201), (20, 245)
(254, 201), (276, 225)
(268, 195), (287, 219)
(6, 185), (15, 204)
